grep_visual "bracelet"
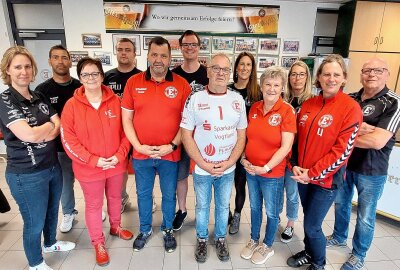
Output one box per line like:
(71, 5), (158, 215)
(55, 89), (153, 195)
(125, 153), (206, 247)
(263, 164), (272, 174)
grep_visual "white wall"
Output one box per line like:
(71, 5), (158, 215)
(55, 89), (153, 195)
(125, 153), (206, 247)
(61, 0), (340, 73)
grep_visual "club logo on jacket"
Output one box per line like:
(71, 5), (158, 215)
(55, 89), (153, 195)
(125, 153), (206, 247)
(38, 103), (50, 115)
(165, 86), (178, 98)
(269, 113), (282, 126)
(231, 100), (241, 112)
(105, 109), (116, 118)
(362, 105), (375, 116)
(318, 114), (333, 128)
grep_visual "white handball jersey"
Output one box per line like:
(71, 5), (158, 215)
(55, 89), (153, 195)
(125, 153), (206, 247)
(180, 89), (247, 175)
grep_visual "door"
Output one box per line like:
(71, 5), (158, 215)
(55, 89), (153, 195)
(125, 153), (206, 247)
(378, 2), (400, 53)
(349, 1), (385, 52)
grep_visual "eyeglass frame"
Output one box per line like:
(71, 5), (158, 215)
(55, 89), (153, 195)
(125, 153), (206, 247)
(180, 43), (200, 48)
(80, 72), (101, 80)
(208, 65), (231, 75)
(361, 67), (388, 75)
(289, 72), (307, 79)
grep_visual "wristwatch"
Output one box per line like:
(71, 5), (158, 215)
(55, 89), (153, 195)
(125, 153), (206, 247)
(263, 164), (272, 174)
(170, 142), (178, 151)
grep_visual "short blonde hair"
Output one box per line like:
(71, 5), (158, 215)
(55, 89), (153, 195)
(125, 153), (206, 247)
(1, 46), (38, 85)
(260, 66), (288, 94)
(314, 54), (347, 88)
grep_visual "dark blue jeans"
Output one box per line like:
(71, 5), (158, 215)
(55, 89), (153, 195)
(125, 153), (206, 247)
(133, 158), (178, 233)
(298, 183), (338, 267)
(6, 163), (62, 267)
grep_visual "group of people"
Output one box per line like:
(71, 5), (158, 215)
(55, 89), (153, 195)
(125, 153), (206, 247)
(0, 29), (399, 270)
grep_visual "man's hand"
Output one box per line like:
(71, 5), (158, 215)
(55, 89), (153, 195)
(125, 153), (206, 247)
(291, 167), (310, 184)
(135, 144), (160, 157)
(359, 122), (376, 136)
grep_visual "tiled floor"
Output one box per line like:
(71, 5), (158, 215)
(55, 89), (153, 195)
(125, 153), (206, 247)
(0, 163), (399, 270)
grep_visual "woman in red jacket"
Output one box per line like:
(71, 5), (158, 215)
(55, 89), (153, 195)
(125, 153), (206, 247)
(286, 55), (363, 270)
(61, 57), (132, 266)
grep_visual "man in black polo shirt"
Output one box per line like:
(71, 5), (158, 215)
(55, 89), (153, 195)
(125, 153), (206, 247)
(326, 58), (400, 270)
(36, 45), (81, 233)
(104, 38), (141, 213)
(171, 30), (208, 231)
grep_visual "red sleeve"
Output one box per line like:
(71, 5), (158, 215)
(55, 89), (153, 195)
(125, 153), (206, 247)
(282, 106), (297, 134)
(60, 99), (99, 168)
(121, 77), (135, 110)
(308, 103), (363, 180)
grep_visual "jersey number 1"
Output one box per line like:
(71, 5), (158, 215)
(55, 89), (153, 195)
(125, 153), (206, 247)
(218, 106), (223, 120)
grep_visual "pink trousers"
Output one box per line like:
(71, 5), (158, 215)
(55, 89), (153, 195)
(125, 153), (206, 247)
(79, 173), (124, 245)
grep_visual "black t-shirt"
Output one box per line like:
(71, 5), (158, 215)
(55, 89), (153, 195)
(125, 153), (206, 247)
(228, 83), (252, 115)
(35, 77), (81, 152)
(348, 87), (400, 175)
(0, 87), (58, 173)
(172, 65), (208, 93)
(104, 67), (142, 97)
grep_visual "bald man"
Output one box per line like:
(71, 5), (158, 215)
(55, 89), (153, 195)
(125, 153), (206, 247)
(326, 58), (400, 270)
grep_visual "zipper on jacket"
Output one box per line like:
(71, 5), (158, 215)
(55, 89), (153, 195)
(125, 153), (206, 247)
(301, 99), (325, 167)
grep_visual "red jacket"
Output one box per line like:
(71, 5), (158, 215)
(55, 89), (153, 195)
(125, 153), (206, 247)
(61, 84), (130, 182)
(297, 91), (363, 188)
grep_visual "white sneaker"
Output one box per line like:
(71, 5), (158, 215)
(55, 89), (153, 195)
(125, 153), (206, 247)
(102, 210), (106, 222)
(59, 211), (77, 233)
(29, 260), (53, 270)
(43, 240), (76, 253)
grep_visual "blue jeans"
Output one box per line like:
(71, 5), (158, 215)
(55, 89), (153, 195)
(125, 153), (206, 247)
(247, 173), (284, 247)
(332, 170), (386, 260)
(6, 164), (62, 267)
(58, 152), (75, 215)
(133, 158), (178, 233)
(279, 168), (299, 221)
(298, 183), (338, 267)
(193, 171), (234, 239)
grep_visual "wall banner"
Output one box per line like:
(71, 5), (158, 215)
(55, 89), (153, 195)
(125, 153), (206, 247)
(104, 3), (279, 35)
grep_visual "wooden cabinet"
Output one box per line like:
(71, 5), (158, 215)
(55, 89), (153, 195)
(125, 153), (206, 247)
(345, 51), (400, 93)
(396, 73), (400, 94)
(349, 2), (400, 53)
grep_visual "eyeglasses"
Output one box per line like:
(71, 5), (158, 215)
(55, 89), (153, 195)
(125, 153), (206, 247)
(80, 72), (101, 80)
(181, 43), (199, 48)
(209, 65), (231, 75)
(361, 68), (387, 75)
(290, 72), (307, 79)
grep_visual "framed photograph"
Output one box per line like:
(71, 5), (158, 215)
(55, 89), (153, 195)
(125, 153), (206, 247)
(198, 55), (210, 66)
(282, 39), (300, 54)
(143, 35), (157, 50)
(212, 36), (235, 54)
(165, 35), (181, 55)
(199, 36), (211, 54)
(257, 56), (278, 71)
(235, 37), (258, 54)
(112, 34), (141, 56)
(258, 38), (280, 55)
(281, 56), (299, 69)
(82, 33), (102, 48)
(70, 51), (89, 65)
(170, 57), (184, 69)
(93, 51), (112, 66)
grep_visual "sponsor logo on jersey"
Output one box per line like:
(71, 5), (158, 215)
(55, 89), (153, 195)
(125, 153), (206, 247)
(204, 143), (216, 156)
(197, 103), (210, 110)
(105, 109), (117, 118)
(231, 100), (241, 112)
(135, 87), (147, 94)
(268, 113), (281, 126)
(299, 114), (308, 126)
(165, 86), (178, 98)
(49, 96), (58, 104)
(203, 120), (211, 131)
(38, 103), (50, 115)
(362, 104), (375, 116)
(318, 114), (333, 128)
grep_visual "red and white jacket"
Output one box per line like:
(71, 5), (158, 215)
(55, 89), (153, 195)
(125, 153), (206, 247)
(61, 84), (130, 182)
(297, 91), (363, 188)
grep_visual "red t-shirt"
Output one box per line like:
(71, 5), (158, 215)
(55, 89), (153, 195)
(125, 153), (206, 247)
(121, 70), (191, 161)
(245, 97), (297, 178)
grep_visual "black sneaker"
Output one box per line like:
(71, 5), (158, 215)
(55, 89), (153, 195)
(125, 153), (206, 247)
(162, 229), (177, 253)
(229, 212), (241, 235)
(215, 237), (230, 262)
(228, 210), (233, 225)
(132, 230), (152, 251)
(172, 210), (187, 231)
(281, 226), (294, 243)
(287, 250), (311, 268)
(195, 238), (208, 263)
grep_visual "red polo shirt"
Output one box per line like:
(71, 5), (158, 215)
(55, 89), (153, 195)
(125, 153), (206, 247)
(245, 97), (297, 178)
(121, 69), (191, 161)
